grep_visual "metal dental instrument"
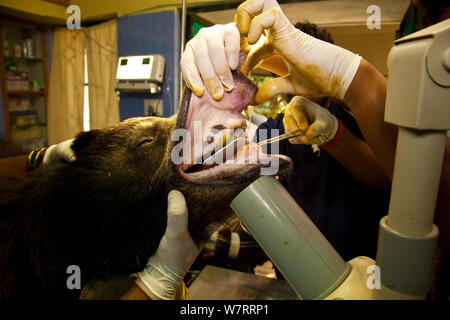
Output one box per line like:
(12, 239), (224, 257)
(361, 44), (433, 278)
(202, 129), (305, 165)
(202, 130), (246, 165)
(257, 129), (305, 147)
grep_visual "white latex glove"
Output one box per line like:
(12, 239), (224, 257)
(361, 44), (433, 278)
(42, 139), (76, 165)
(136, 190), (216, 300)
(235, 0), (362, 103)
(181, 23), (247, 101)
(283, 96), (339, 146)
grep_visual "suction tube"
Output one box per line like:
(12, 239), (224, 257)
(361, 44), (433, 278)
(230, 176), (351, 300)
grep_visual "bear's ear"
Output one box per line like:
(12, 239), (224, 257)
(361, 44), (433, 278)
(71, 130), (101, 155)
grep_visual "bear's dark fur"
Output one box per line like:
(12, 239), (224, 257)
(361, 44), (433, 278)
(0, 74), (290, 299)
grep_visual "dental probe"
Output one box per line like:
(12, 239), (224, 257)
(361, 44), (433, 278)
(257, 129), (305, 146)
(202, 129), (305, 165)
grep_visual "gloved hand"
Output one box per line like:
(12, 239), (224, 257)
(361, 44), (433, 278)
(235, 0), (362, 103)
(283, 96), (339, 146)
(181, 23), (246, 101)
(136, 190), (218, 300)
(43, 139), (76, 165)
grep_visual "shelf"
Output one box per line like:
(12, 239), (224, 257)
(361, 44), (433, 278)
(1, 16), (48, 144)
(7, 57), (43, 63)
(7, 90), (46, 95)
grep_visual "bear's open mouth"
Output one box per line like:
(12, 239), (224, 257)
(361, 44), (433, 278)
(178, 125), (292, 184)
(175, 74), (292, 184)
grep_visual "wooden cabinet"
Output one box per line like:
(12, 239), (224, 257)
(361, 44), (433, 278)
(0, 16), (49, 151)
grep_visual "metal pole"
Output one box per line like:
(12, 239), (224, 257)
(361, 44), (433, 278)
(388, 128), (446, 236)
(180, 0), (187, 102)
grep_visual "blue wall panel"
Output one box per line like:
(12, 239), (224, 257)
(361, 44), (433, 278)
(117, 11), (179, 120)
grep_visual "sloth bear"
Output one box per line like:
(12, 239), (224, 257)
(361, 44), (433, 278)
(0, 71), (292, 299)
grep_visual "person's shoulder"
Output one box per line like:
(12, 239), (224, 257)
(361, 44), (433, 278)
(257, 113), (285, 131)
(255, 113), (285, 143)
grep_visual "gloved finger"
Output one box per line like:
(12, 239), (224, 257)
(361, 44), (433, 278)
(236, 0), (280, 37)
(282, 111), (296, 133)
(255, 76), (293, 104)
(181, 44), (205, 97)
(298, 96), (325, 118)
(283, 111), (306, 145)
(305, 121), (326, 142)
(238, 36), (252, 67)
(192, 37), (224, 101)
(286, 96), (310, 132)
(165, 190), (189, 238)
(235, 1), (255, 36)
(206, 32), (234, 91)
(247, 7), (287, 44)
(289, 135), (309, 145)
(223, 24), (241, 70)
(239, 37), (273, 75)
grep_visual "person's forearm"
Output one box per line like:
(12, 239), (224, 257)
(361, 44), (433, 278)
(326, 125), (391, 189)
(343, 59), (398, 179)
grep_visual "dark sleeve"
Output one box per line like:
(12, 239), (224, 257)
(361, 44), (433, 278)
(254, 114), (286, 155)
(329, 103), (365, 141)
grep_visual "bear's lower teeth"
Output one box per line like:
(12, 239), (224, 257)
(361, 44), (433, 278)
(184, 125), (248, 172)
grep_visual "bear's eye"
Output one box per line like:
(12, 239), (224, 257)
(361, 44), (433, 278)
(137, 137), (154, 148)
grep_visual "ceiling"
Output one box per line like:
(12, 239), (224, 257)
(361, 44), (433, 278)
(194, 0), (412, 75)
(195, 0), (411, 27)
